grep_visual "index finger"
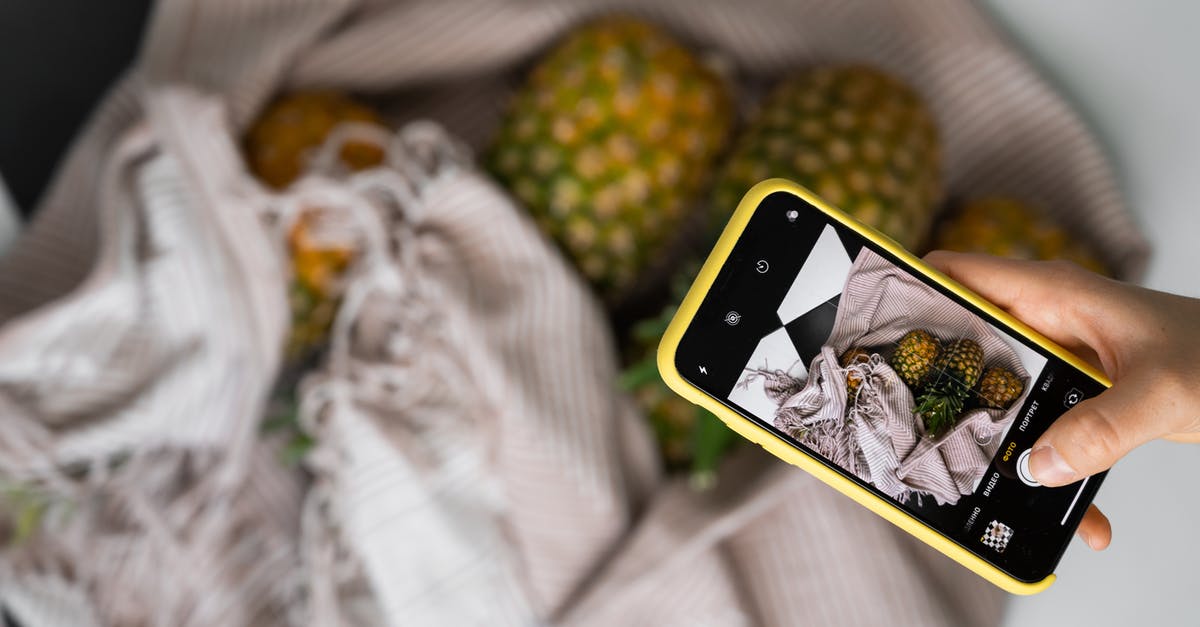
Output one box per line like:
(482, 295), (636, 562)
(923, 250), (1061, 311)
(926, 251), (1105, 341)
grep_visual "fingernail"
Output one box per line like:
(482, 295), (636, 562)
(1077, 530), (1093, 549)
(1030, 445), (1077, 485)
(1078, 530), (1107, 551)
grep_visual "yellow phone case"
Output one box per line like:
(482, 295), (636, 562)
(657, 179), (1111, 595)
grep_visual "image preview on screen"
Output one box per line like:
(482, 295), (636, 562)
(728, 224), (1048, 508)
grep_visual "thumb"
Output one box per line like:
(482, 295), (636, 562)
(1029, 374), (1170, 486)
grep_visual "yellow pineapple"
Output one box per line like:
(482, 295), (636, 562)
(840, 347), (872, 400)
(243, 91), (386, 357)
(286, 209), (356, 359)
(714, 66), (942, 249)
(933, 197), (1109, 275)
(889, 330), (941, 390)
(487, 17), (734, 299)
(244, 90), (387, 190)
(976, 366), (1024, 410)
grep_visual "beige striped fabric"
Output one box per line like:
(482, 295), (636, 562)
(0, 0), (1148, 625)
(773, 248), (1030, 506)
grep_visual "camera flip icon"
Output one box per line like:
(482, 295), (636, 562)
(1063, 387), (1084, 409)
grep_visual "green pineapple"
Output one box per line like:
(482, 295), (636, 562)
(620, 272), (739, 488)
(488, 17), (734, 299)
(889, 330), (941, 389)
(976, 366), (1024, 410)
(713, 66), (942, 249)
(915, 338), (985, 436)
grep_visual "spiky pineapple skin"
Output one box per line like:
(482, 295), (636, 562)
(890, 330), (941, 389)
(933, 338), (984, 390)
(915, 338), (984, 436)
(244, 90), (386, 189)
(488, 18), (733, 298)
(933, 197), (1109, 276)
(714, 66), (942, 249)
(977, 366), (1023, 409)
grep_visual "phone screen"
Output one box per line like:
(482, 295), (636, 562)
(675, 190), (1106, 582)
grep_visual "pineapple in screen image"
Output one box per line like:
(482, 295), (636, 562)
(889, 329), (942, 390)
(976, 366), (1024, 410)
(915, 338), (985, 437)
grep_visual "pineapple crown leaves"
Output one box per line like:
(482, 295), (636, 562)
(618, 356), (662, 391)
(621, 267), (694, 390)
(689, 408), (738, 490)
(1, 482), (54, 546)
(261, 394), (316, 466)
(913, 338), (985, 437)
(620, 286), (739, 488)
(914, 379), (966, 437)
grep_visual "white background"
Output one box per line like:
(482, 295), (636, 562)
(979, 2), (1200, 626)
(1, 3), (1197, 623)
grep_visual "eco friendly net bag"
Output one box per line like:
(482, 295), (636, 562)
(766, 248), (1031, 506)
(0, 0), (1150, 625)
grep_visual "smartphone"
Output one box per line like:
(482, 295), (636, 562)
(658, 179), (1109, 594)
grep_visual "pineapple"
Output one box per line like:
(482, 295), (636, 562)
(620, 273), (739, 486)
(244, 90), (387, 189)
(487, 18), (734, 299)
(632, 377), (700, 469)
(286, 209), (356, 360)
(933, 197), (1109, 276)
(889, 330), (941, 389)
(976, 366), (1024, 410)
(840, 347), (872, 400)
(243, 91), (385, 358)
(914, 338), (985, 436)
(713, 66), (942, 249)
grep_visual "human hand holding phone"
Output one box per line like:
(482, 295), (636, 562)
(663, 181), (1121, 591)
(925, 250), (1200, 551)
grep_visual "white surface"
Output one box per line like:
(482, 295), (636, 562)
(776, 224), (852, 324)
(980, 2), (1200, 626)
(995, 327), (1048, 386)
(729, 326), (805, 420)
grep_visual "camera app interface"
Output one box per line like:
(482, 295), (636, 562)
(676, 192), (1106, 581)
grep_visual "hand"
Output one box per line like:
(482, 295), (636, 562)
(924, 251), (1200, 550)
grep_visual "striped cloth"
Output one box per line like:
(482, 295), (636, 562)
(0, 0), (1147, 625)
(774, 248), (1030, 506)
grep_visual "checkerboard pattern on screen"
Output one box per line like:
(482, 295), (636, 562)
(981, 520), (1013, 553)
